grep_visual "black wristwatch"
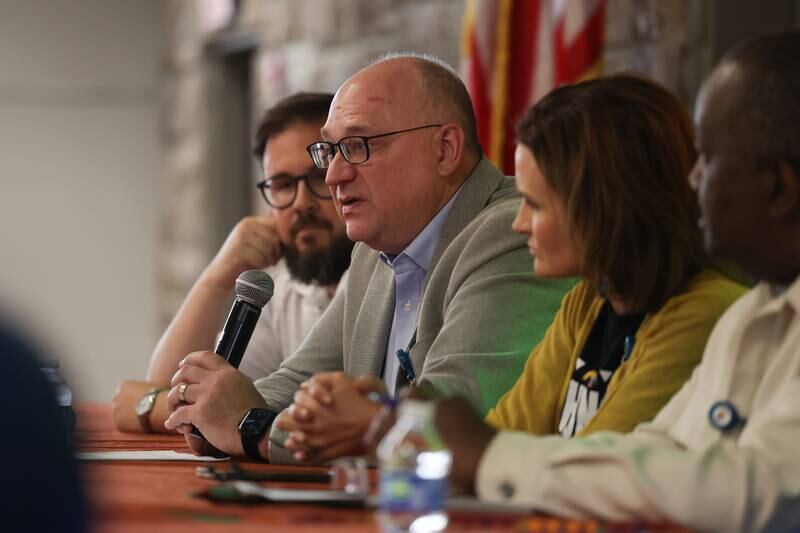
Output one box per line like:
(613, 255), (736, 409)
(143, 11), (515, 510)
(238, 408), (277, 461)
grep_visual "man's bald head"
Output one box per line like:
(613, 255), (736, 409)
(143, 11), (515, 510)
(712, 31), (800, 169)
(368, 53), (482, 156)
(321, 53), (483, 253)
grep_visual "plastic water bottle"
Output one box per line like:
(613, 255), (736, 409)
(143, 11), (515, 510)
(376, 400), (452, 533)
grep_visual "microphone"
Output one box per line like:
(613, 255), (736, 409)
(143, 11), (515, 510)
(188, 270), (273, 442)
(215, 270), (275, 368)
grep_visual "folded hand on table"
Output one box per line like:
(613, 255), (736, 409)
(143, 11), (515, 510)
(275, 372), (384, 464)
(164, 350), (268, 458)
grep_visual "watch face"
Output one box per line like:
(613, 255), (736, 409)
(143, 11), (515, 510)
(135, 393), (154, 416)
(239, 409), (274, 436)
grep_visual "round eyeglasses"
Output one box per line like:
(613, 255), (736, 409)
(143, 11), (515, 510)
(256, 167), (332, 209)
(306, 124), (442, 169)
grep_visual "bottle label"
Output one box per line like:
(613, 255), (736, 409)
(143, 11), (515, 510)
(379, 471), (446, 512)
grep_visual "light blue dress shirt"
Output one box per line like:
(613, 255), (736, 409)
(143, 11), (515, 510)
(379, 188), (462, 395)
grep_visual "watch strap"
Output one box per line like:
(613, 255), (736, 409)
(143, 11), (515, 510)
(241, 432), (265, 462)
(136, 387), (167, 433)
(240, 409), (277, 461)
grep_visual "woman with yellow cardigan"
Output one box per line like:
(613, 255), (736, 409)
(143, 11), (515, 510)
(486, 74), (746, 437)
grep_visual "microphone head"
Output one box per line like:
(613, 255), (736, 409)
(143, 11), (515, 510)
(235, 270), (274, 308)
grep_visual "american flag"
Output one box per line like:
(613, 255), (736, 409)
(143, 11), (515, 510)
(461, 0), (605, 174)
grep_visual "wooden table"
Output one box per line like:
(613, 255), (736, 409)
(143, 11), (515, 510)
(75, 403), (686, 532)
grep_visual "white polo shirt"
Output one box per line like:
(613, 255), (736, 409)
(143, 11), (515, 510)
(238, 259), (341, 380)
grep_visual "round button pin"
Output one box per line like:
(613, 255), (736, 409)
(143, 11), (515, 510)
(708, 400), (744, 432)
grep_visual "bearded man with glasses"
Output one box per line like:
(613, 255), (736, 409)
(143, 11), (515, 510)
(112, 92), (353, 434)
(166, 53), (572, 463)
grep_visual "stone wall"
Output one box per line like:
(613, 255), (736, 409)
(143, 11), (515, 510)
(156, 0), (706, 330)
(159, 0), (213, 328)
(606, 0), (710, 105)
(239, 0), (466, 117)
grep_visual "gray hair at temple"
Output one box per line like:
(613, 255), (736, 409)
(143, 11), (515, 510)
(371, 51), (483, 156)
(720, 30), (800, 172)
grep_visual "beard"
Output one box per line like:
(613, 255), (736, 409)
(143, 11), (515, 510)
(283, 212), (354, 286)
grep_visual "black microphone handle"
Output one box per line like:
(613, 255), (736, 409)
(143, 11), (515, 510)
(214, 298), (262, 368)
(190, 297), (262, 441)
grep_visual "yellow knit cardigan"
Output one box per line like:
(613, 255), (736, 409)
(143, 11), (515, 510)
(485, 269), (747, 436)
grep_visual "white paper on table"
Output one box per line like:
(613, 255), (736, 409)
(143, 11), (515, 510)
(226, 483), (535, 513)
(76, 450), (229, 462)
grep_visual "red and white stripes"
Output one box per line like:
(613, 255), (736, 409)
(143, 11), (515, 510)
(461, 0), (605, 174)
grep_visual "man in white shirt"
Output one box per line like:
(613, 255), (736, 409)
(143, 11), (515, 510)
(112, 92), (352, 433)
(433, 30), (800, 532)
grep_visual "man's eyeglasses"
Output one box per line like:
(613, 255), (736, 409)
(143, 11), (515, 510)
(306, 124), (442, 169)
(256, 167), (331, 209)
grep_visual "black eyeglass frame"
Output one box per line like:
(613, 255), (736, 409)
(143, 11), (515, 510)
(306, 124), (443, 169)
(255, 168), (332, 209)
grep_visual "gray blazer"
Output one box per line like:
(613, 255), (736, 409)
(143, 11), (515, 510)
(255, 158), (570, 415)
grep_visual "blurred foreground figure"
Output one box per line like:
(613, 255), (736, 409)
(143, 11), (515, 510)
(0, 320), (88, 532)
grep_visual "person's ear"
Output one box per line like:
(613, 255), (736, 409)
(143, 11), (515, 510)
(767, 158), (800, 219)
(434, 123), (464, 176)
